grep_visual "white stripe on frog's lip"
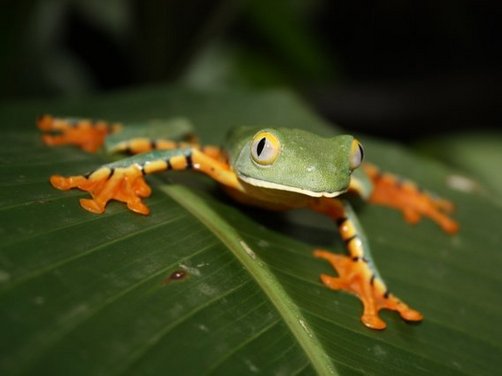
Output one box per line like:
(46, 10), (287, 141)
(238, 174), (346, 198)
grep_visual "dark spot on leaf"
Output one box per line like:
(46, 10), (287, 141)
(163, 270), (187, 284)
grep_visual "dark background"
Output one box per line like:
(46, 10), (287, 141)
(1, 0), (500, 140)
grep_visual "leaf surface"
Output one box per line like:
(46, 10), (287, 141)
(0, 87), (500, 375)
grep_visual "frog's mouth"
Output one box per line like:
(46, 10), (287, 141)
(238, 174), (346, 198)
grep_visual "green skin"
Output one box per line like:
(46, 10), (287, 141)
(228, 127), (357, 197)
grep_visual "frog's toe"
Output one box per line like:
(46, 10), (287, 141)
(314, 249), (348, 266)
(403, 208), (421, 224)
(399, 306), (423, 322)
(319, 274), (346, 290)
(382, 293), (424, 323)
(50, 175), (87, 190)
(361, 313), (387, 330)
(126, 200), (150, 215)
(433, 197), (455, 213)
(50, 175), (68, 190)
(437, 216), (459, 234)
(422, 202), (459, 234)
(360, 290), (423, 330)
(41, 134), (64, 146)
(37, 115), (50, 130)
(132, 178), (152, 197)
(81, 143), (101, 153)
(37, 114), (61, 131)
(80, 198), (106, 214)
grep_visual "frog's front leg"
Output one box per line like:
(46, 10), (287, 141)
(310, 198), (423, 330)
(361, 164), (459, 234)
(38, 115), (122, 152)
(50, 147), (241, 214)
(109, 137), (226, 164)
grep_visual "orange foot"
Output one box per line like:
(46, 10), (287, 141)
(50, 165), (152, 214)
(314, 250), (423, 330)
(363, 164), (459, 234)
(37, 114), (121, 153)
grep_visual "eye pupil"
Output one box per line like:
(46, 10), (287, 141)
(256, 137), (266, 156)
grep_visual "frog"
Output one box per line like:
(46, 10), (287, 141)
(37, 114), (459, 330)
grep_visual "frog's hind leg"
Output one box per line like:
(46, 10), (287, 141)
(310, 198), (423, 330)
(313, 250), (423, 330)
(37, 115), (122, 152)
(109, 138), (196, 155)
(50, 148), (241, 215)
(362, 163), (459, 234)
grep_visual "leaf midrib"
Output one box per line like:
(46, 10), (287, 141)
(163, 184), (338, 376)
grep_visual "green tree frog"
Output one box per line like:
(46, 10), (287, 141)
(38, 115), (458, 330)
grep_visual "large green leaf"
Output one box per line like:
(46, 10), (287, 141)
(0, 87), (500, 375)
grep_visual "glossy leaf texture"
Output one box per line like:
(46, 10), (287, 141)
(0, 87), (501, 375)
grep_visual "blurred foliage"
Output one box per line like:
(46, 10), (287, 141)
(1, 0), (500, 139)
(0, 0), (132, 97)
(2, 0), (499, 97)
(183, 0), (337, 89)
(0, 0), (245, 98)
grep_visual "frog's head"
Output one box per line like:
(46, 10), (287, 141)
(228, 127), (364, 197)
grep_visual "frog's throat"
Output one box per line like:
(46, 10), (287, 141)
(238, 174), (346, 198)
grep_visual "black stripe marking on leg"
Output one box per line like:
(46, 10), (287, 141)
(344, 234), (358, 246)
(336, 217), (348, 226)
(185, 151), (193, 169)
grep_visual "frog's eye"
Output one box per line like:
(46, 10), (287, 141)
(350, 139), (364, 170)
(251, 131), (281, 165)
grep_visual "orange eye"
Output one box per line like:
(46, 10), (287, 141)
(251, 131), (281, 165)
(350, 139), (364, 170)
